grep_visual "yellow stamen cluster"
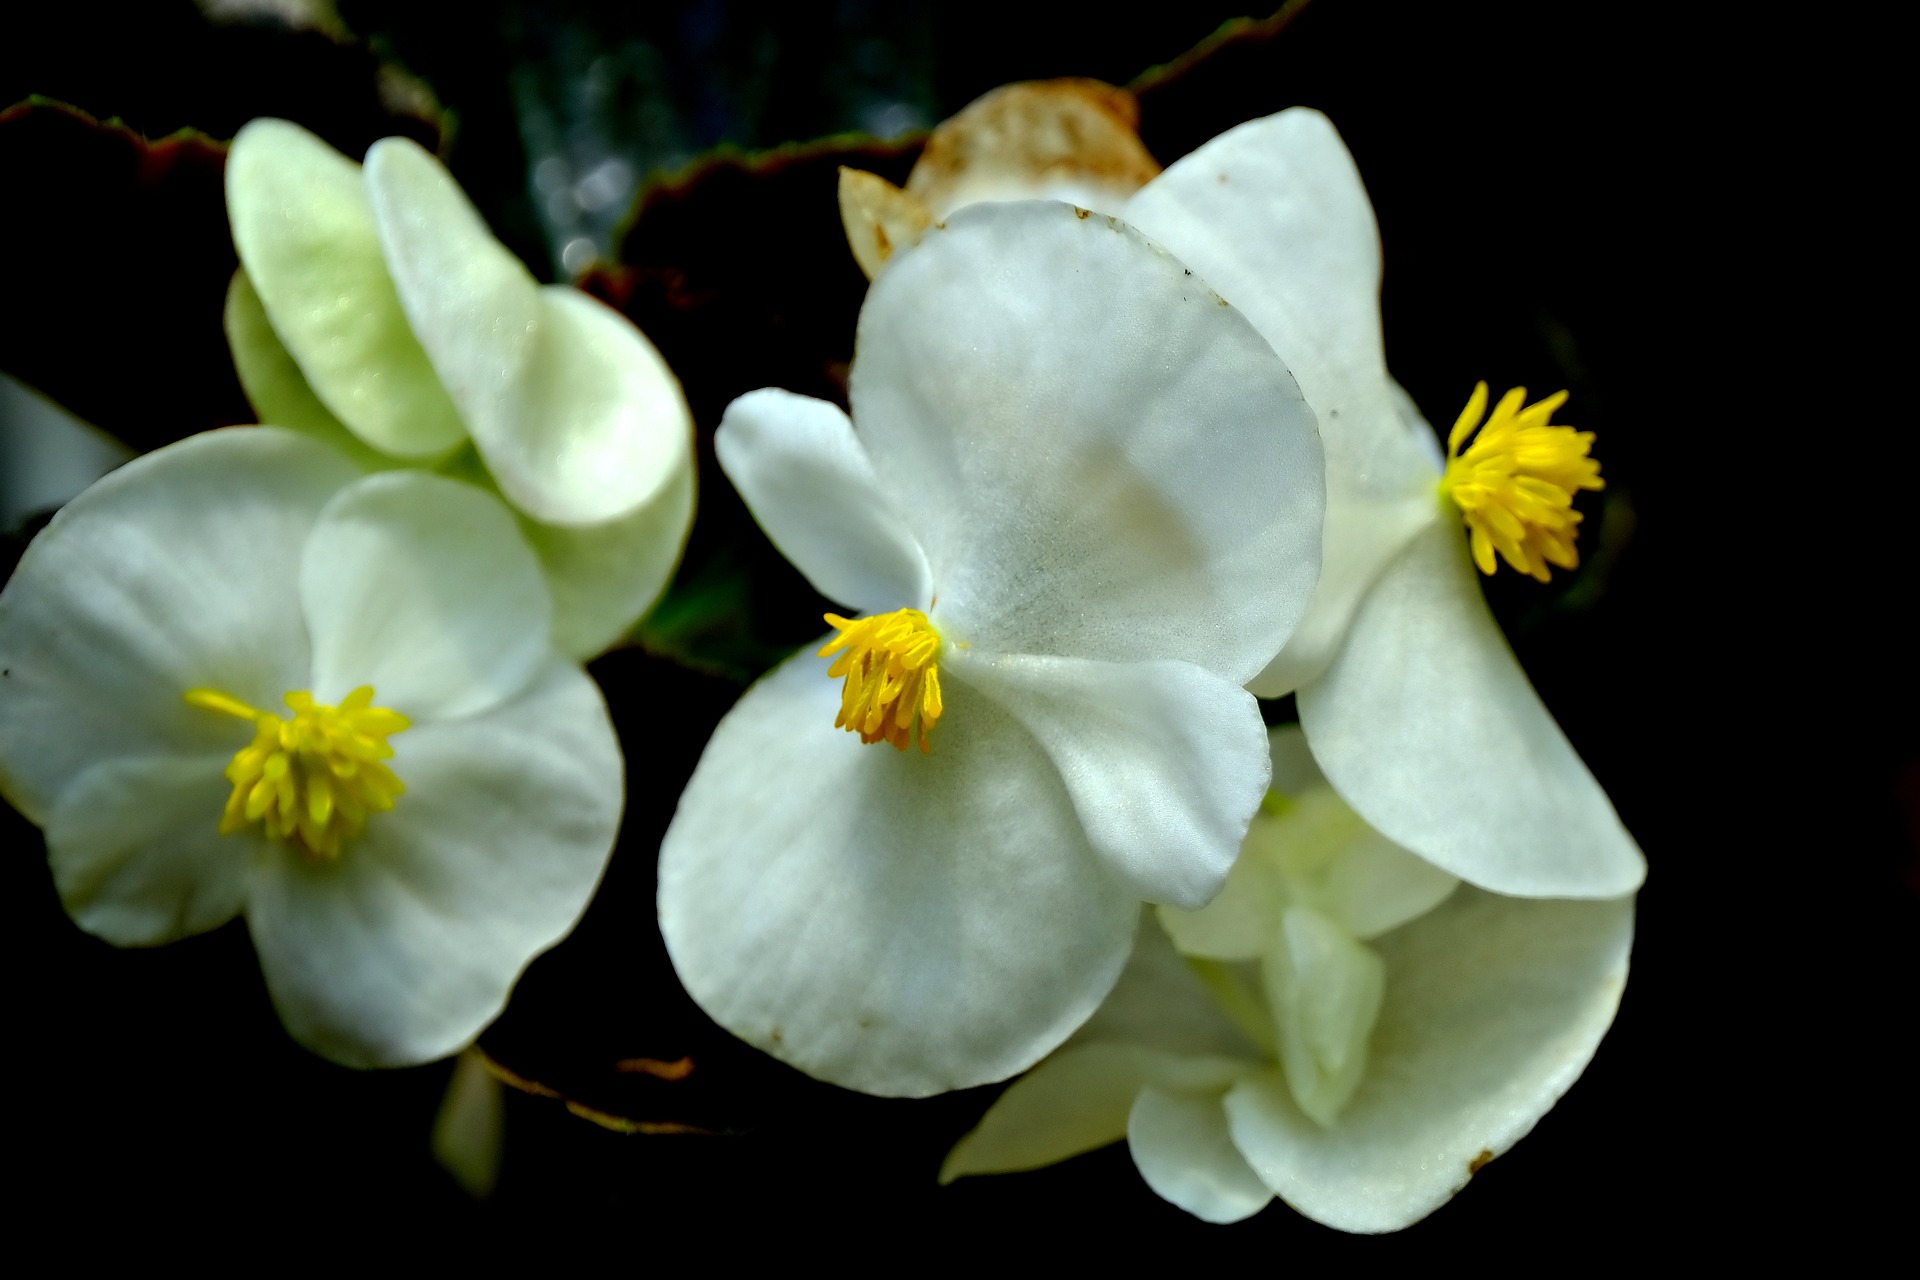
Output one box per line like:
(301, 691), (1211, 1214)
(818, 608), (944, 754)
(184, 685), (409, 861)
(1438, 382), (1604, 582)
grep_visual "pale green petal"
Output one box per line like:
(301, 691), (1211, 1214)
(1265, 723), (1322, 797)
(226, 119), (466, 458)
(1129, 1087), (1273, 1223)
(0, 428), (355, 822)
(517, 454), (695, 660)
(1298, 520), (1646, 897)
(1261, 905), (1384, 1127)
(1161, 725), (1456, 954)
(247, 662), (622, 1068)
(851, 200), (1323, 684)
(714, 389), (932, 615)
(47, 753), (261, 945)
(301, 472), (551, 722)
(1123, 111), (1442, 697)
(658, 646), (1138, 1097)
(366, 138), (692, 525)
(1313, 830), (1459, 941)
(942, 1043), (1251, 1181)
(941, 1043), (1149, 1180)
(433, 1047), (505, 1198)
(1156, 843), (1283, 963)
(222, 270), (396, 472)
(1223, 888), (1634, 1233)
(943, 648), (1268, 910)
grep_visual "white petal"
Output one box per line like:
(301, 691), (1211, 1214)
(225, 119), (467, 458)
(1129, 1087), (1273, 1223)
(658, 646), (1139, 1097)
(301, 471), (550, 722)
(0, 375), (131, 531)
(714, 389), (932, 614)
(0, 428), (356, 821)
(1298, 520), (1646, 897)
(1261, 905), (1384, 1127)
(1222, 887), (1634, 1233)
(851, 200), (1322, 684)
(1123, 112), (1441, 697)
(944, 648), (1268, 909)
(46, 753), (260, 945)
(366, 138), (691, 525)
(517, 455), (696, 660)
(246, 661), (622, 1068)
(223, 269), (395, 472)
(1075, 911), (1263, 1057)
(1156, 726), (1303, 960)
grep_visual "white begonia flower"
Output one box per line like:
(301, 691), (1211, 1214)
(0, 427), (624, 1068)
(846, 102), (1645, 901)
(1116, 108), (1645, 900)
(222, 118), (695, 659)
(657, 200), (1326, 1098)
(943, 726), (1634, 1233)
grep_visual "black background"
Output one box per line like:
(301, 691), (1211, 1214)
(1, 0), (1907, 1257)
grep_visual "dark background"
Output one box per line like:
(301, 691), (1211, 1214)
(1, 0), (1907, 1255)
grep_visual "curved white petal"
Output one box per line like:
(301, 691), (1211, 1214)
(1222, 888), (1634, 1233)
(46, 753), (261, 945)
(301, 471), (550, 722)
(1123, 111), (1441, 697)
(658, 646), (1139, 1097)
(517, 455), (696, 660)
(715, 389), (932, 614)
(944, 648), (1268, 909)
(246, 661), (622, 1068)
(1298, 520), (1646, 897)
(1129, 1087), (1273, 1223)
(851, 200), (1323, 684)
(1071, 910), (1261, 1059)
(0, 428), (356, 821)
(223, 270), (394, 472)
(366, 138), (691, 525)
(226, 119), (466, 458)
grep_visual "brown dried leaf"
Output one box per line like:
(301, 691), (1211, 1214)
(837, 165), (936, 281)
(904, 77), (1161, 218)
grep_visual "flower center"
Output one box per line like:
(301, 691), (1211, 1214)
(184, 685), (410, 861)
(1437, 382), (1604, 582)
(818, 608), (944, 754)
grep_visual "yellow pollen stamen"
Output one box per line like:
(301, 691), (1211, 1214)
(1437, 381), (1604, 583)
(817, 608), (944, 754)
(184, 685), (409, 861)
